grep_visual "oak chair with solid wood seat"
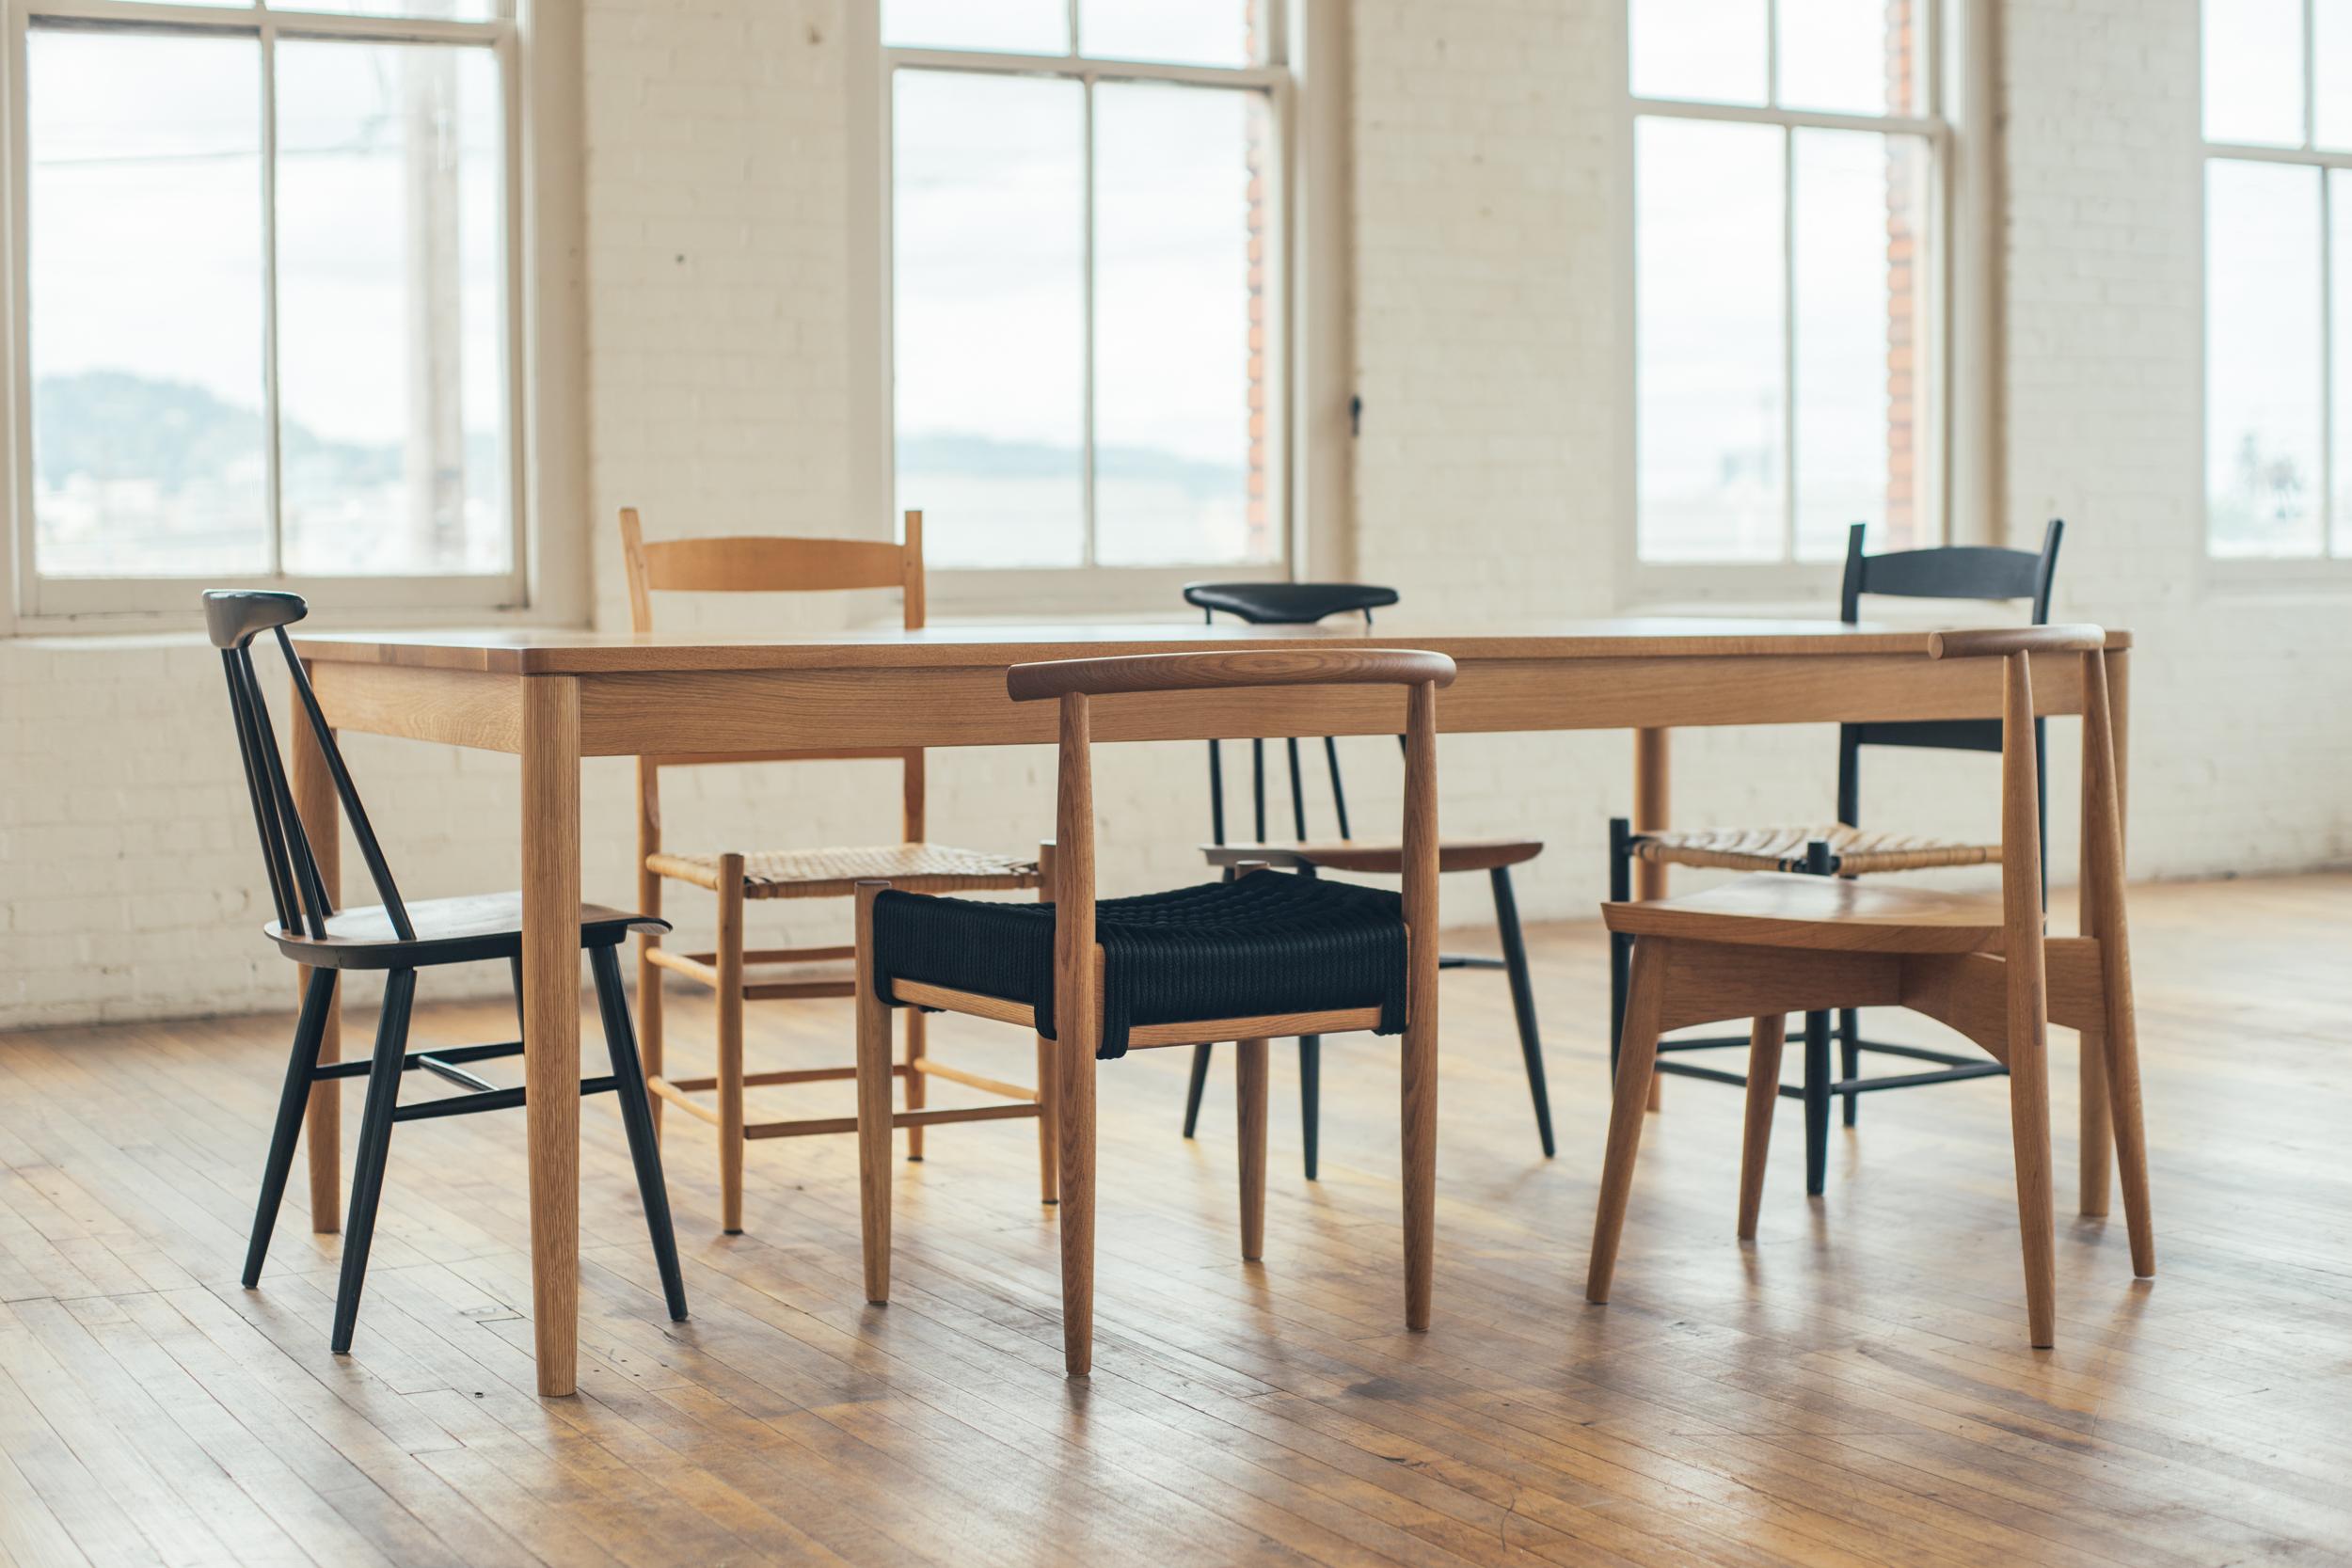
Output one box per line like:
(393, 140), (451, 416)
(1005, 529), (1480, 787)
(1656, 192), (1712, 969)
(853, 646), (1452, 1376)
(1176, 580), (1555, 1179)
(619, 509), (1048, 1234)
(1611, 519), (2067, 1196)
(203, 590), (687, 1354)
(1586, 625), (2153, 1348)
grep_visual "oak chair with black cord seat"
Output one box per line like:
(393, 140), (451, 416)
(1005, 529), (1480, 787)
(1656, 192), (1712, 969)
(1586, 625), (2152, 1348)
(204, 590), (686, 1354)
(1611, 518), (2065, 1196)
(853, 646), (1451, 1375)
(619, 508), (1049, 1235)
(1174, 582), (1553, 1179)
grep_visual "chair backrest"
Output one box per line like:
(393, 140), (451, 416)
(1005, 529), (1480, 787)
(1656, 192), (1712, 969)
(202, 590), (412, 941)
(1007, 647), (1455, 1044)
(619, 508), (930, 846)
(1836, 518), (2065, 827)
(1184, 579), (1401, 846)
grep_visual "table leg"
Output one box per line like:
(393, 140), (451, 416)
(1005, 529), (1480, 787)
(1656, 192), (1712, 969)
(289, 667), (342, 1233)
(2079, 648), (2128, 1215)
(1633, 727), (1670, 1112)
(521, 676), (582, 1397)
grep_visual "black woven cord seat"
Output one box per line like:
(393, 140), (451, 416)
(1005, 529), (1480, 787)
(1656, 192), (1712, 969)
(870, 872), (1407, 1058)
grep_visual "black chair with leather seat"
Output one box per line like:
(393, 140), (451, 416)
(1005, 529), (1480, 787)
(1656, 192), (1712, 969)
(1607, 519), (2064, 1197)
(1177, 581), (1554, 1177)
(206, 590), (687, 1353)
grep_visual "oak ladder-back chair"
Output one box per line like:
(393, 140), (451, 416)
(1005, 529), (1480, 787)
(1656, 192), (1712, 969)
(619, 508), (1046, 1234)
(853, 647), (1453, 1375)
(204, 590), (686, 1354)
(1587, 626), (2152, 1347)
(1176, 582), (1554, 1179)
(1610, 518), (2066, 1197)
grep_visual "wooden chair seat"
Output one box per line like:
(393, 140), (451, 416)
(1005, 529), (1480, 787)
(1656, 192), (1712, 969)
(1604, 871), (2004, 953)
(1201, 835), (1542, 876)
(267, 893), (658, 970)
(646, 843), (1041, 900)
(1633, 823), (1996, 876)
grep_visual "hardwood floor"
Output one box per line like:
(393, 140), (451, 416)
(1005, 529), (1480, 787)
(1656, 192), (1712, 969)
(3, 874), (2347, 1567)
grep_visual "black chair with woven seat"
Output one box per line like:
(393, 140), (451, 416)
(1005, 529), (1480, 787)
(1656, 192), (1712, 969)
(206, 590), (687, 1354)
(1608, 519), (2065, 1197)
(1176, 581), (1553, 1178)
(853, 646), (1451, 1376)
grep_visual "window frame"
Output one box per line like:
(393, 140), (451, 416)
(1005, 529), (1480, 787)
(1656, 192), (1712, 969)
(869, 4), (1303, 616)
(1, 0), (533, 628)
(1620, 0), (1957, 606)
(2198, 0), (2352, 590)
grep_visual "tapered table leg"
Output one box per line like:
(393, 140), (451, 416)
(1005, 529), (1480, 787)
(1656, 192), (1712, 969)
(289, 665), (342, 1233)
(2079, 648), (2128, 1214)
(520, 676), (583, 1398)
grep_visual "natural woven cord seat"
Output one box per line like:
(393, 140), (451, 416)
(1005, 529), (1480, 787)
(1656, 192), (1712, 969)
(1633, 824), (1998, 876)
(647, 843), (1041, 900)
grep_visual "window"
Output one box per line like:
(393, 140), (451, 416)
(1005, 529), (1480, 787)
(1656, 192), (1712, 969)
(882, 2), (1286, 577)
(2201, 0), (2351, 563)
(7, 0), (521, 619)
(1629, 0), (1947, 567)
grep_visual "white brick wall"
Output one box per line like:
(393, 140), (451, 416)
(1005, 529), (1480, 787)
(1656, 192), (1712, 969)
(4, 0), (2347, 1029)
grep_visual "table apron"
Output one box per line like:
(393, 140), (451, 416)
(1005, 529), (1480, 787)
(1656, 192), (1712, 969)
(311, 653), (2092, 755)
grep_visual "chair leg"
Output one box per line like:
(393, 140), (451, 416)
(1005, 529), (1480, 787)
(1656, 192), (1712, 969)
(1837, 1008), (1860, 1128)
(244, 968), (338, 1289)
(637, 925), (665, 1140)
(1035, 1032), (1059, 1204)
(1297, 1037), (1321, 1181)
(1489, 865), (1556, 1158)
(591, 946), (688, 1323)
(1237, 1037), (1268, 1261)
(1181, 1043), (1212, 1138)
(715, 853), (746, 1234)
(1738, 1013), (1788, 1241)
(1588, 937), (1666, 1303)
(902, 1008), (928, 1162)
(853, 883), (894, 1304)
(2008, 1005), (2058, 1349)
(331, 968), (417, 1354)
(1802, 1009), (1831, 1196)
(1059, 1022), (1100, 1376)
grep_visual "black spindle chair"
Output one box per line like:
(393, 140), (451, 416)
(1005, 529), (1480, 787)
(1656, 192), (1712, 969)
(1177, 582), (1555, 1178)
(1607, 519), (2064, 1197)
(207, 590), (687, 1353)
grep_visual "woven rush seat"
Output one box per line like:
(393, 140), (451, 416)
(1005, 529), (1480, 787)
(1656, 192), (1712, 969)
(871, 871), (1408, 1059)
(1633, 824), (1998, 876)
(646, 843), (1040, 899)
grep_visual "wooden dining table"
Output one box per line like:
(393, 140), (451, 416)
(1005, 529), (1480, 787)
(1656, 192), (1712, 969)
(289, 617), (2132, 1396)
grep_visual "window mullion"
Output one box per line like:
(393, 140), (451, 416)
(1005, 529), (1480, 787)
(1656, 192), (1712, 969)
(259, 12), (284, 578)
(2323, 168), (2337, 556)
(1080, 73), (1098, 569)
(1781, 123), (1796, 563)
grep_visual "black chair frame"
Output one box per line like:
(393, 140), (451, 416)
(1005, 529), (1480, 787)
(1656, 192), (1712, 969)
(1608, 519), (2064, 1196)
(207, 590), (687, 1354)
(1175, 582), (1555, 1177)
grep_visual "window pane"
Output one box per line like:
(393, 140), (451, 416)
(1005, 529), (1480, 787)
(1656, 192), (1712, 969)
(1629, 0), (1768, 105)
(2319, 0), (2352, 150)
(292, 0), (499, 19)
(1777, 0), (1904, 117)
(277, 42), (509, 578)
(1080, 0), (1258, 67)
(894, 71), (1085, 567)
(2202, 0), (2304, 146)
(28, 28), (268, 578)
(1092, 85), (1266, 567)
(2204, 160), (2323, 557)
(1636, 117), (1784, 562)
(2335, 170), (2352, 554)
(1793, 129), (1927, 559)
(883, 0), (1068, 55)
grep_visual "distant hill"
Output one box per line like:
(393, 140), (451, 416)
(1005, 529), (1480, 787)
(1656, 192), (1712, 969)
(33, 370), (430, 491)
